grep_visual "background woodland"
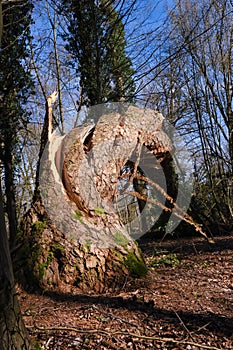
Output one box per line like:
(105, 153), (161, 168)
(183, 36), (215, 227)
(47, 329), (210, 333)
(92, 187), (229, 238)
(0, 0), (232, 348)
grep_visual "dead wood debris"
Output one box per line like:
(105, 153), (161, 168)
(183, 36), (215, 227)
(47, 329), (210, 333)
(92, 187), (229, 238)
(27, 324), (222, 350)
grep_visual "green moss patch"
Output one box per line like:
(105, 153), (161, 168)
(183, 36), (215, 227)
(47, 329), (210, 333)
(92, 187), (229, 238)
(83, 239), (92, 252)
(94, 206), (105, 215)
(37, 250), (54, 280)
(31, 220), (47, 234)
(73, 210), (84, 222)
(124, 251), (148, 277)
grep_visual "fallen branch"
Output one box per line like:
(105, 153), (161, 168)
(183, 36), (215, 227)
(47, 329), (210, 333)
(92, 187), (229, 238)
(27, 325), (222, 350)
(92, 304), (138, 328)
(174, 311), (194, 341)
(122, 172), (214, 243)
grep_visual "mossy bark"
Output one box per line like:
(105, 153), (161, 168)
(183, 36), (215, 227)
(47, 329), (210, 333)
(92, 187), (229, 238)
(20, 201), (147, 293)
(0, 178), (31, 349)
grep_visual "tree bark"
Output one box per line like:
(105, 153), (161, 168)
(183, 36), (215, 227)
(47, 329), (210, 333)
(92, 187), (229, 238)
(0, 2), (2, 47)
(0, 7), (30, 349)
(20, 106), (173, 293)
(3, 139), (18, 249)
(0, 177), (31, 350)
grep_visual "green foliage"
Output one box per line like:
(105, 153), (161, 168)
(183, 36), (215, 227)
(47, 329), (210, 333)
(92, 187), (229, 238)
(0, 0), (34, 154)
(62, 0), (135, 106)
(0, 0), (34, 247)
(124, 251), (148, 277)
(149, 248), (180, 268)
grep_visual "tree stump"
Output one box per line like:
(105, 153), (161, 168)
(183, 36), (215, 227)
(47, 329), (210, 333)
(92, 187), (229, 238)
(19, 106), (173, 293)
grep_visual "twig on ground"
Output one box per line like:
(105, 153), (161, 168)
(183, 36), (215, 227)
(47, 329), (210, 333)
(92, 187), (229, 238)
(174, 311), (194, 341)
(41, 336), (53, 350)
(196, 322), (211, 332)
(27, 325), (222, 350)
(92, 304), (138, 328)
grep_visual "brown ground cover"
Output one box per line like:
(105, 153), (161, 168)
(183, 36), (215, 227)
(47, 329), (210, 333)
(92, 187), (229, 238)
(18, 235), (233, 349)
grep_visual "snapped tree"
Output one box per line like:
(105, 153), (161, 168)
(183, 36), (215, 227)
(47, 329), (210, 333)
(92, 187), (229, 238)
(20, 0), (149, 292)
(21, 104), (175, 292)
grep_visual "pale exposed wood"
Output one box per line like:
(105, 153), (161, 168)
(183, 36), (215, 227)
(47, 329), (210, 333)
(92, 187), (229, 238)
(47, 91), (58, 141)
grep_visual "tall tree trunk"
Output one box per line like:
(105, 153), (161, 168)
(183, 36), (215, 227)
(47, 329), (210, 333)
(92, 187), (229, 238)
(0, 2), (2, 48)
(4, 140), (18, 249)
(0, 10), (31, 348)
(0, 177), (31, 350)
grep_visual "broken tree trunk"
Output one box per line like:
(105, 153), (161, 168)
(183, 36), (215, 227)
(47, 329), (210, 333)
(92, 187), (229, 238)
(19, 106), (173, 293)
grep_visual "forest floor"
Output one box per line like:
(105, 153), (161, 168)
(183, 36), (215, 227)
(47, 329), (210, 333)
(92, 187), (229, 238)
(18, 234), (233, 350)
